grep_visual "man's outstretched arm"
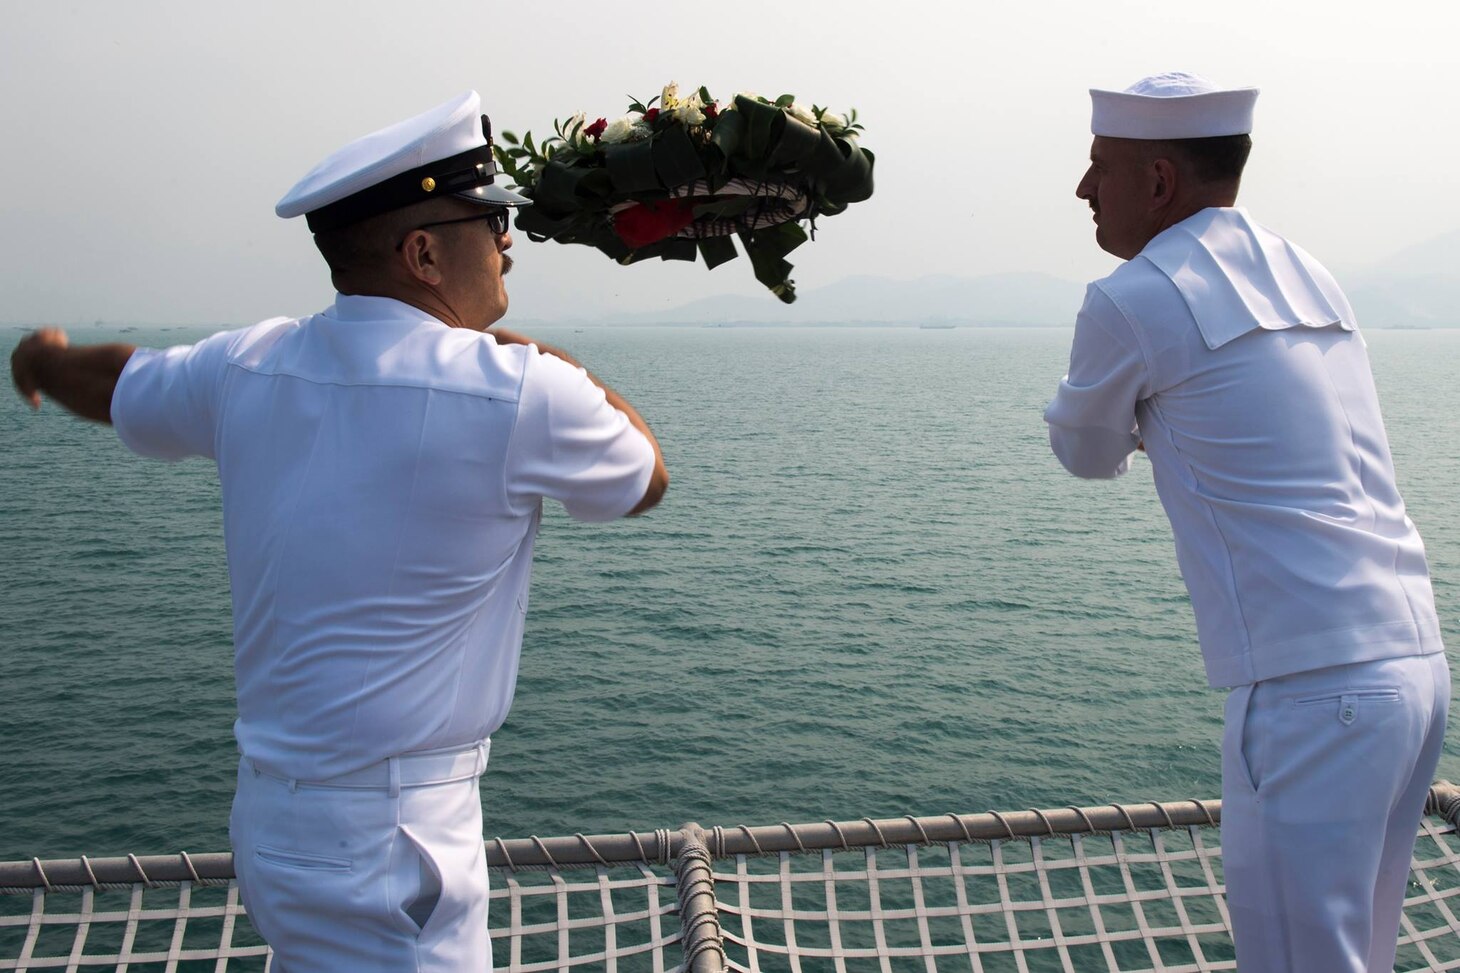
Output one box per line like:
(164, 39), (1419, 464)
(11, 328), (136, 424)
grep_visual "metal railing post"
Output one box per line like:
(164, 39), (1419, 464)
(673, 823), (727, 973)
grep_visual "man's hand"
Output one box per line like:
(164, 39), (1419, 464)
(10, 329), (135, 423)
(489, 327), (583, 370)
(11, 327), (69, 410)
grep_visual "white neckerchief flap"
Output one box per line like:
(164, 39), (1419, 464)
(1137, 208), (1356, 350)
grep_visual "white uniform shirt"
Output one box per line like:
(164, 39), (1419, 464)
(112, 295), (655, 779)
(1045, 208), (1443, 688)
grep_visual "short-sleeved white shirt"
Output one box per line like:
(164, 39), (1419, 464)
(1045, 209), (1443, 688)
(112, 295), (655, 779)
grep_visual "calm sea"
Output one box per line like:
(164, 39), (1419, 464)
(1, 324), (1456, 861)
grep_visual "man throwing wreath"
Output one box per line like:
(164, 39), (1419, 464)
(1045, 72), (1449, 972)
(11, 90), (668, 972)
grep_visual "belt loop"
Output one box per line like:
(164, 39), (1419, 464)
(476, 741), (486, 776)
(287, 777), (298, 793)
(388, 756), (401, 797)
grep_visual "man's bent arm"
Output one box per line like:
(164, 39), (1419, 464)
(11, 329), (136, 424)
(1046, 424), (1140, 479)
(492, 327), (668, 514)
(1043, 286), (1149, 479)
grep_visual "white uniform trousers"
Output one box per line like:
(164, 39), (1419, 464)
(1222, 653), (1449, 973)
(230, 741), (492, 973)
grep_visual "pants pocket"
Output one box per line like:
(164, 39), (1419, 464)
(255, 845), (353, 871)
(1225, 683), (1263, 794)
(392, 825), (444, 936)
(1293, 688), (1401, 725)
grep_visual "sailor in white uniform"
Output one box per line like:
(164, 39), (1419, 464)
(10, 91), (668, 972)
(1045, 73), (1448, 972)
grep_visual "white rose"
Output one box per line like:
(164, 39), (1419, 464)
(820, 110), (847, 130)
(786, 102), (817, 127)
(661, 81), (681, 109)
(602, 115), (647, 144)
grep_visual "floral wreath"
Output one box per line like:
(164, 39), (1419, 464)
(493, 83), (874, 303)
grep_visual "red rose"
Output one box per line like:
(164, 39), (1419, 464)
(643, 107), (660, 124)
(584, 117), (608, 142)
(703, 102), (719, 120)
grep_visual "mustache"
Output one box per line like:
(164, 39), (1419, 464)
(501, 254), (514, 275)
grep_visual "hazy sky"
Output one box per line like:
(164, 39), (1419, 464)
(3, 0), (1457, 325)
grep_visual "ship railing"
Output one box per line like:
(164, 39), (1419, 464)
(5, 781), (1460, 971)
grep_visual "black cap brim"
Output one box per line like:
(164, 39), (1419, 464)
(455, 183), (532, 208)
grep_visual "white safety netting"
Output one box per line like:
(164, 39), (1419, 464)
(0, 881), (268, 972)
(0, 862), (685, 973)
(492, 862), (683, 972)
(5, 813), (1460, 972)
(714, 819), (1460, 972)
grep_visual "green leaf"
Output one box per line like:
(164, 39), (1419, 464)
(658, 238), (698, 262)
(738, 225), (805, 302)
(577, 168), (613, 199)
(698, 235), (737, 270)
(500, 130), (520, 146)
(604, 140), (660, 194)
(710, 107), (745, 158)
(652, 125), (706, 189)
(735, 96), (784, 161)
(769, 115), (820, 168)
(775, 93), (795, 108)
(535, 162), (592, 214)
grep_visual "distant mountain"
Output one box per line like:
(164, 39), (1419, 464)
(1368, 228), (1460, 278)
(1346, 276), (1460, 329)
(614, 271), (1089, 326)
(523, 229), (1459, 328)
(1345, 229), (1460, 328)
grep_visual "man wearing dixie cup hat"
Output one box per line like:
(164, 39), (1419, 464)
(1044, 73), (1448, 971)
(11, 91), (668, 971)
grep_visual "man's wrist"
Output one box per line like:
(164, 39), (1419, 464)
(30, 344), (60, 396)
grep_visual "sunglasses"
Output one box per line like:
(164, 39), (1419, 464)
(397, 208), (511, 249)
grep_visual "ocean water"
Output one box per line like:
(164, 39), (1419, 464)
(1, 324), (1456, 862)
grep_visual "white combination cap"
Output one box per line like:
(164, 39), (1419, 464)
(276, 90), (530, 233)
(1090, 72), (1258, 140)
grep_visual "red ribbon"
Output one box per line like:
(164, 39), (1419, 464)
(612, 199), (697, 249)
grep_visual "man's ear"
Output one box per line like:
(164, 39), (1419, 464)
(1151, 157), (1178, 209)
(398, 230), (445, 286)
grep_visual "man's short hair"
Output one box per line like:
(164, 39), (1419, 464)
(310, 201), (446, 286)
(312, 223), (388, 281)
(1156, 134), (1253, 185)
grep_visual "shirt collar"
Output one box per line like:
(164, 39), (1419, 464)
(322, 294), (451, 328)
(1137, 207), (1356, 350)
